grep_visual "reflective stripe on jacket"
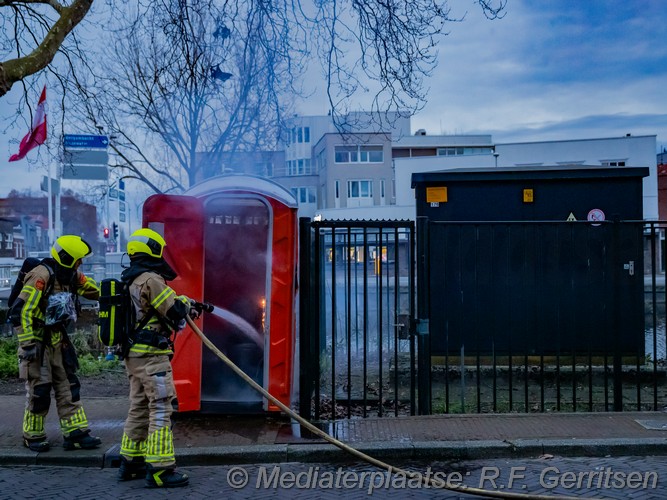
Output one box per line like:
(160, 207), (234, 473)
(128, 271), (190, 356)
(15, 265), (100, 345)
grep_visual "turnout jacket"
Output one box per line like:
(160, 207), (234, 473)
(127, 270), (190, 357)
(15, 262), (100, 345)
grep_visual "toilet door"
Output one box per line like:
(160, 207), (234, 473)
(143, 194), (205, 412)
(200, 195), (271, 411)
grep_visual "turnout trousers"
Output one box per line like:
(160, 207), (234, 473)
(120, 355), (177, 468)
(19, 342), (89, 440)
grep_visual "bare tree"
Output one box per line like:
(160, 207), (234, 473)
(70, 0), (302, 194)
(65, 0), (505, 195)
(0, 0), (94, 97)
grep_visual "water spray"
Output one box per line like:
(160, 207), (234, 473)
(186, 316), (590, 500)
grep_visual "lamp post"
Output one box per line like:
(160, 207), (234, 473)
(493, 152), (499, 168)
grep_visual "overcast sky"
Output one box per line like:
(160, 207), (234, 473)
(1, 0), (665, 198)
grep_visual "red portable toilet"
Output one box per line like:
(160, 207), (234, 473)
(141, 175), (298, 413)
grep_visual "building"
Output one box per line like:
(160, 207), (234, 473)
(0, 195), (99, 253)
(312, 132), (658, 222)
(195, 112), (659, 223)
(279, 112), (411, 218)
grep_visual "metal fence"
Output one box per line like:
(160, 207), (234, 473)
(300, 218), (667, 419)
(298, 218), (418, 420)
(419, 219), (667, 414)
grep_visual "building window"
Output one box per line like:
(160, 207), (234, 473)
(437, 147), (493, 156)
(317, 150), (326, 171)
(287, 158), (312, 176)
(601, 160), (626, 167)
(347, 180), (373, 199)
(291, 187), (316, 204)
(287, 126), (310, 145)
(334, 145), (384, 163)
(335, 146), (357, 163)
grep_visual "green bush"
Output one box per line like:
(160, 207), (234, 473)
(0, 336), (18, 378)
(77, 353), (123, 376)
(0, 328), (121, 379)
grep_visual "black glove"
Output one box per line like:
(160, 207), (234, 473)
(189, 300), (213, 319)
(19, 343), (41, 362)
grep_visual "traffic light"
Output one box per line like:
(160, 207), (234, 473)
(103, 227), (109, 239)
(112, 222), (119, 240)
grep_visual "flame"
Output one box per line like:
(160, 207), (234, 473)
(260, 297), (266, 332)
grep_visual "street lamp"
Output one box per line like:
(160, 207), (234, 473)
(493, 152), (499, 168)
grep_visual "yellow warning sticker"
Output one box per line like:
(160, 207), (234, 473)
(523, 189), (534, 203)
(566, 212), (577, 221)
(426, 186), (448, 203)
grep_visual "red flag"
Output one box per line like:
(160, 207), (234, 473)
(9, 85), (47, 162)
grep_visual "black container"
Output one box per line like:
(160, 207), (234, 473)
(412, 166), (649, 355)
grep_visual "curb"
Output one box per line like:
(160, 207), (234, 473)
(2, 438), (667, 469)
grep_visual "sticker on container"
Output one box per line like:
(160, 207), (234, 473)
(587, 208), (605, 226)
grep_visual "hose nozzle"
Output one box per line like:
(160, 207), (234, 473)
(194, 301), (214, 314)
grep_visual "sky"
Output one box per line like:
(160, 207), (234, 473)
(1, 0), (666, 199)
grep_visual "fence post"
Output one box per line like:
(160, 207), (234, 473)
(298, 217), (313, 421)
(612, 218), (623, 411)
(416, 216), (432, 415)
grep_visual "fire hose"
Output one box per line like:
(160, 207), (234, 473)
(186, 316), (598, 500)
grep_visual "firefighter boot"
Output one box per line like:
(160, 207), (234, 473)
(24, 437), (50, 452)
(63, 429), (102, 450)
(145, 464), (189, 488)
(118, 456), (147, 481)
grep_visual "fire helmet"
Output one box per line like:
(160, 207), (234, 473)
(51, 235), (93, 268)
(127, 228), (166, 258)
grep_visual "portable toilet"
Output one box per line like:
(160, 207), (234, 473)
(141, 175), (298, 413)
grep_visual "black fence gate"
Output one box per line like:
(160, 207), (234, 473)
(298, 218), (421, 420)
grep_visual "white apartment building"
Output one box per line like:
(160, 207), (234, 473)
(275, 112), (411, 218)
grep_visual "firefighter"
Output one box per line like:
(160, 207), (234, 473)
(117, 228), (198, 488)
(11, 235), (102, 452)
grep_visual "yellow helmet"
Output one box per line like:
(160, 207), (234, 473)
(51, 235), (92, 268)
(127, 228), (166, 258)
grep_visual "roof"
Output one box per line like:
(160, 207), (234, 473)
(185, 174), (298, 208)
(411, 166), (650, 187)
(393, 135), (493, 148)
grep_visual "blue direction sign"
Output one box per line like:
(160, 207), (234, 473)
(63, 134), (109, 149)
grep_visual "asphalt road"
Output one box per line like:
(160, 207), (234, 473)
(0, 455), (664, 499)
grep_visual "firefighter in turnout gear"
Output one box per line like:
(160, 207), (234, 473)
(11, 235), (101, 452)
(118, 228), (198, 488)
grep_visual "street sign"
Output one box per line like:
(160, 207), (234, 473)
(40, 176), (60, 193)
(119, 191), (125, 201)
(62, 164), (108, 180)
(119, 179), (125, 190)
(63, 134), (109, 149)
(119, 201), (126, 213)
(119, 212), (126, 223)
(62, 150), (108, 165)
(109, 188), (118, 199)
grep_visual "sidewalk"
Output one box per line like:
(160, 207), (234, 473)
(1, 395), (666, 468)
